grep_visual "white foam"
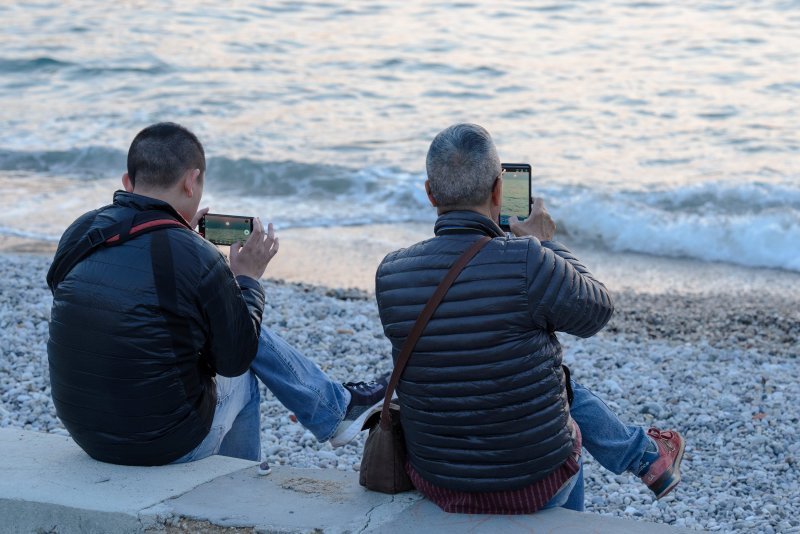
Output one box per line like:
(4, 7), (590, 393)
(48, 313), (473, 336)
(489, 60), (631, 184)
(551, 182), (800, 272)
(2, 164), (798, 273)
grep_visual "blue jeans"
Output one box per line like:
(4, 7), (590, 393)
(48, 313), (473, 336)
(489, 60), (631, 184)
(173, 325), (350, 463)
(544, 381), (650, 511)
(542, 457), (584, 511)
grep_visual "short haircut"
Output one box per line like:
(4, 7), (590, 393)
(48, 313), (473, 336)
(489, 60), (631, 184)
(126, 122), (205, 189)
(425, 123), (501, 208)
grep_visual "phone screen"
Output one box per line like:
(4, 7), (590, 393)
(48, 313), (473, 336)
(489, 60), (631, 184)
(200, 214), (253, 246)
(499, 164), (532, 230)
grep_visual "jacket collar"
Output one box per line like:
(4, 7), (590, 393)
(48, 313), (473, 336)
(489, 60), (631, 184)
(112, 190), (191, 227)
(434, 210), (505, 238)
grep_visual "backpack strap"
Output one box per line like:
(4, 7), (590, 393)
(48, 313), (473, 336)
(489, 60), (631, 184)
(47, 210), (189, 292)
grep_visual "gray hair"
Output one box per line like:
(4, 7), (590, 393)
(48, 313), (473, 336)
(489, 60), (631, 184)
(425, 123), (501, 208)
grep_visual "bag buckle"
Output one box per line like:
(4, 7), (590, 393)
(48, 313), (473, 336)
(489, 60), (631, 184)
(86, 228), (106, 246)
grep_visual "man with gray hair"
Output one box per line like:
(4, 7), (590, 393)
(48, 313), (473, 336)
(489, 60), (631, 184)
(374, 123), (685, 513)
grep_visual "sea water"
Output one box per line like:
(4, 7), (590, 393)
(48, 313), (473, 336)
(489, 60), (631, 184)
(0, 1), (798, 271)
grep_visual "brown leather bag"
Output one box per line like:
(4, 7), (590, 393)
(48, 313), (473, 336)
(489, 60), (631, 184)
(359, 236), (491, 494)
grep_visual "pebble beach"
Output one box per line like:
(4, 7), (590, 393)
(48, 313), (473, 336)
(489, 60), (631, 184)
(3, 0), (800, 531)
(1, 248), (798, 533)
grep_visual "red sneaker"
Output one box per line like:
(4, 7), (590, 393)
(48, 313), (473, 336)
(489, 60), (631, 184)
(640, 428), (686, 499)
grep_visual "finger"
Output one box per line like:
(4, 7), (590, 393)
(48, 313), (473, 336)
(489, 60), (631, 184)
(190, 206), (210, 229)
(508, 216), (519, 227)
(229, 241), (241, 260)
(247, 218), (264, 247)
(264, 225), (277, 256)
(532, 197), (546, 214)
(258, 222), (273, 251)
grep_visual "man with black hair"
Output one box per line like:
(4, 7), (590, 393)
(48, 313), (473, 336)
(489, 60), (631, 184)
(47, 122), (386, 466)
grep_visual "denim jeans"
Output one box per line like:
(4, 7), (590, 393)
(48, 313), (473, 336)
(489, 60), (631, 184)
(570, 381), (650, 475)
(542, 457), (584, 511)
(544, 380), (651, 511)
(173, 325), (350, 464)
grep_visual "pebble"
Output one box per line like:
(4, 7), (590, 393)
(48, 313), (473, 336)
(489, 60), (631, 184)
(1, 253), (798, 532)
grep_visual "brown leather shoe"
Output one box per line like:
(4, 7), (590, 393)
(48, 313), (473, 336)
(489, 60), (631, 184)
(639, 428), (686, 499)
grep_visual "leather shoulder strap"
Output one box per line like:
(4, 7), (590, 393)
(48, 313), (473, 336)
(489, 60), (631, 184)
(378, 236), (491, 429)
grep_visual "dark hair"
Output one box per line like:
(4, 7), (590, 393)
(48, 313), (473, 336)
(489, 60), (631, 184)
(126, 122), (206, 189)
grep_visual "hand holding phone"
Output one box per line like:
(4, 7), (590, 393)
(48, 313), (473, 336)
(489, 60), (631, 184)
(499, 163), (532, 231)
(509, 197), (556, 241)
(229, 218), (280, 280)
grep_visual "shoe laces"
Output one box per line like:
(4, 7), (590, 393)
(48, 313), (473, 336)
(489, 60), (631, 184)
(344, 372), (390, 393)
(343, 380), (377, 392)
(647, 428), (676, 451)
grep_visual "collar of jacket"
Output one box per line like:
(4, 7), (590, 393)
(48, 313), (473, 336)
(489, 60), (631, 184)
(433, 210), (506, 238)
(112, 190), (192, 229)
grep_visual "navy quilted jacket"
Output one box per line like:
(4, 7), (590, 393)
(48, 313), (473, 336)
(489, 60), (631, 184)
(375, 210), (614, 491)
(47, 192), (264, 465)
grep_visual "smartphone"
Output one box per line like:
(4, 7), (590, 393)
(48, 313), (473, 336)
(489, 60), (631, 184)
(199, 213), (254, 246)
(499, 163), (532, 231)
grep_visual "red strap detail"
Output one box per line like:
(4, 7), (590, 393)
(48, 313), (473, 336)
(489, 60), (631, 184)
(131, 219), (185, 233)
(103, 219), (186, 244)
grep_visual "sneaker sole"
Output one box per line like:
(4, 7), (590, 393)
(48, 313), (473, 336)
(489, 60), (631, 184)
(329, 399), (384, 448)
(257, 462), (272, 476)
(652, 435), (686, 499)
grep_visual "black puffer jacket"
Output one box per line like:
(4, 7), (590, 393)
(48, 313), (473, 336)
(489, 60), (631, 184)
(47, 192), (264, 466)
(375, 211), (613, 492)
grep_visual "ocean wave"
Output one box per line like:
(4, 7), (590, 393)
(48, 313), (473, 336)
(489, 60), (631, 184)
(0, 56), (171, 78)
(549, 182), (800, 272)
(0, 148), (416, 198)
(0, 147), (125, 178)
(206, 158), (364, 197)
(1, 149), (798, 272)
(628, 180), (800, 214)
(0, 57), (72, 72)
(0, 146), (427, 201)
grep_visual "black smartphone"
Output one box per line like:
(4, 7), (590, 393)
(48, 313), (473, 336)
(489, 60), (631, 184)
(499, 163), (532, 231)
(199, 213), (254, 246)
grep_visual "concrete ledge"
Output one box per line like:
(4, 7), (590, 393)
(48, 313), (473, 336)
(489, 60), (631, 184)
(0, 428), (691, 533)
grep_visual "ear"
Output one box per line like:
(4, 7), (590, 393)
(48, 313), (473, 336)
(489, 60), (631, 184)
(425, 180), (438, 207)
(490, 176), (503, 208)
(183, 169), (201, 198)
(122, 173), (134, 193)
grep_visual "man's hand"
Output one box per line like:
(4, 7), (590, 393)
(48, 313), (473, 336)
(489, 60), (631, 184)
(189, 207), (210, 230)
(509, 197), (556, 241)
(229, 218), (280, 280)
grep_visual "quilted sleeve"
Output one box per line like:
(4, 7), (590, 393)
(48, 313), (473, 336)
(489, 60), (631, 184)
(526, 239), (614, 338)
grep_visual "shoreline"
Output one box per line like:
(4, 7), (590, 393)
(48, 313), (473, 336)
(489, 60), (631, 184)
(5, 223), (800, 297)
